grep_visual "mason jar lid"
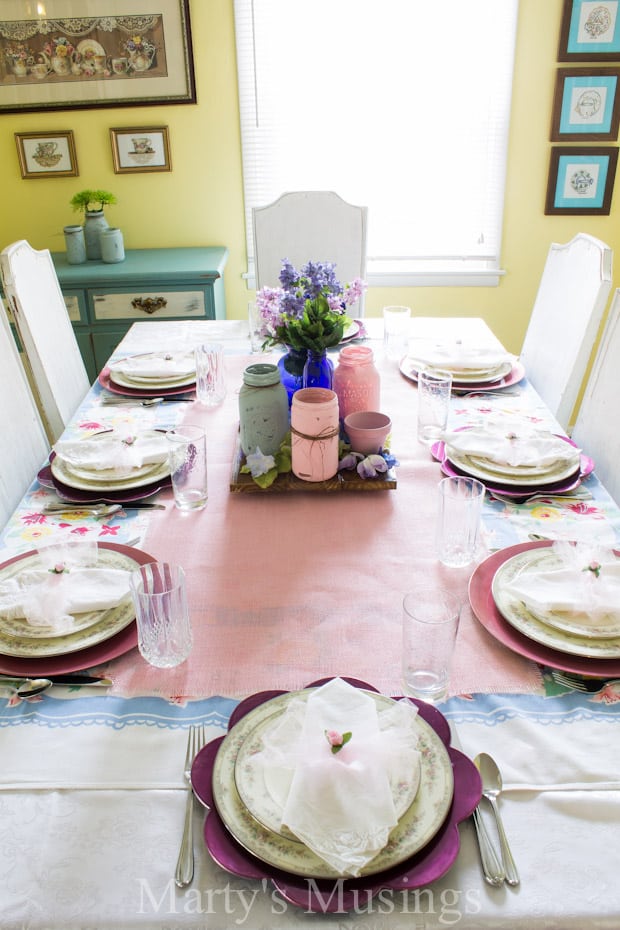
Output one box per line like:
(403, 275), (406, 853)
(338, 345), (374, 365)
(242, 362), (281, 387)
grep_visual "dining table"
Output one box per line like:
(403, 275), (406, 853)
(1, 316), (619, 930)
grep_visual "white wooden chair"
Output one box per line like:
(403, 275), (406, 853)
(0, 240), (90, 442)
(0, 302), (49, 527)
(571, 288), (620, 505)
(252, 191), (368, 314)
(519, 233), (612, 431)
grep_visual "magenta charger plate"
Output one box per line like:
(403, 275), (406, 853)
(0, 542), (154, 676)
(431, 439), (594, 500)
(98, 367), (196, 399)
(191, 677), (481, 913)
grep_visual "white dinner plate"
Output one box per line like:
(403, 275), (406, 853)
(0, 547), (140, 657)
(212, 688), (453, 879)
(492, 548), (620, 657)
(446, 446), (581, 487)
(234, 700), (421, 841)
(50, 430), (170, 492)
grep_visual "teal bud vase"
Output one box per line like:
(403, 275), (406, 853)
(100, 227), (125, 263)
(63, 225), (86, 264)
(83, 210), (109, 260)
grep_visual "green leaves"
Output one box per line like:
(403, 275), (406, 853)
(273, 296), (350, 354)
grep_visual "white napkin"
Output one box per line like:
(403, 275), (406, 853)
(409, 340), (512, 372)
(54, 432), (168, 475)
(256, 678), (420, 876)
(505, 542), (620, 623)
(0, 541), (131, 633)
(110, 352), (195, 379)
(444, 423), (580, 468)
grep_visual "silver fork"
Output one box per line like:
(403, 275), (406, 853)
(174, 724), (208, 887)
(550, 669), (607, 693)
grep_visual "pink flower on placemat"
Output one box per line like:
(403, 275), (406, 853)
(324, 729), (352, 754)
(591, 681), (620, 704)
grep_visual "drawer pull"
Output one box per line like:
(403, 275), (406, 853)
(131, 296), (168, 315)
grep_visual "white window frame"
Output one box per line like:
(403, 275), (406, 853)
(234, 0), (518, 288)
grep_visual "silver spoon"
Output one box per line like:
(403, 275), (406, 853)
(15, 678), (54, 698)
(474, 753), (520, 886)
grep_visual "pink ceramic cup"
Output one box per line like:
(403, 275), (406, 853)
(344, 411), (392, 454)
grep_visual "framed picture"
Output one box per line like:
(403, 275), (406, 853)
(545, 146), (618, 214)
(559, 0), (620, 60)
(110, 126), (171, 173)
(15, 130), (78, 179)
(551, 68), (620, 140)
(0, 0), (195, 114)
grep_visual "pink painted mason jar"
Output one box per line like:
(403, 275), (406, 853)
(332, 345), (380, 420)
(291, 388), (339, 482)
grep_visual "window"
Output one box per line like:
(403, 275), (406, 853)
(234, 0), (518, 287)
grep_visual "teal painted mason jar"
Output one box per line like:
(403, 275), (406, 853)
(239, 363), (289, 457)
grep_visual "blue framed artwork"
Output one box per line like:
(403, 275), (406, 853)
(551, 68), (620, 139)
(545, 146), (618, 214)
(559, 0), (620, 60)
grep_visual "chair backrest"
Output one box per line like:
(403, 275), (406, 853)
(252, 191), (368, 314)
(0, 301), (49, 527)
(0, 239), (90, 442)
(519, 233), (612, 431)
(571, 288), (620, 505)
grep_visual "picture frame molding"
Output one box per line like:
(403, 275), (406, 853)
(110, 125), (172, 174)
(545, 145), (619, 214)
(0, 0), (196, 114)
(558, 0), (620, 61)
(551, 67), (620, 140)
(15, 129), (79, 179)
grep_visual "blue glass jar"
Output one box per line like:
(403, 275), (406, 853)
(277, 346), (307, 406)
(303, 350), (334, 390)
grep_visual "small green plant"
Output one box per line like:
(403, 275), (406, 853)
(70, 189), (117, 214)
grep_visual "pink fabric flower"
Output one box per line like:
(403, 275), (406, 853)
(324, 729), (352, 754)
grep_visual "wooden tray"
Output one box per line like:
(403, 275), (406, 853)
(229, 434), (397, 493)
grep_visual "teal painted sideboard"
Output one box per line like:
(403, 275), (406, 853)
(50, 246), (228, 382)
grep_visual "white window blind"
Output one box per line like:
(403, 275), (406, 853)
(234, 0), (518, 287)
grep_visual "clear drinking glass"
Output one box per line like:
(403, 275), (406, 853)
(383, 305), (411, 360)
(195, 342), (226, 406)
(248, 302), (265, 353)
(417, 368), (452, 444)
(166, 425), (208, 511)
(402, 587), (461, 702)
(436, 476), (485, 567)
(130, 562), (193, 668)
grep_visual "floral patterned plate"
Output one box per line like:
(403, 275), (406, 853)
(192, 680), (481, 914)
(234, 693), (421, 841)
(492, 547), (620, 657)
(209, 687), (453, 879)
(0, 545), (140, 658)
(469, 541), (620, 676)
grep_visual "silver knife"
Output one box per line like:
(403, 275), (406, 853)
(42, 502), (165, 513)
(0, 674), (112, 687)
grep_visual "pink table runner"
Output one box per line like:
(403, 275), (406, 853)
(107, 346), (543, 699)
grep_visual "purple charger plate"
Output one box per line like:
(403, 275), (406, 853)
(431, 439), (594, 500)
(191, 677), (481, 913)
(0, 542), (155, 676)
(99, 367), (196, 399)
(37, 461), (170, 504)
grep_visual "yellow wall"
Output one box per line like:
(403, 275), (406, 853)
(1, 0), (618, 355)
